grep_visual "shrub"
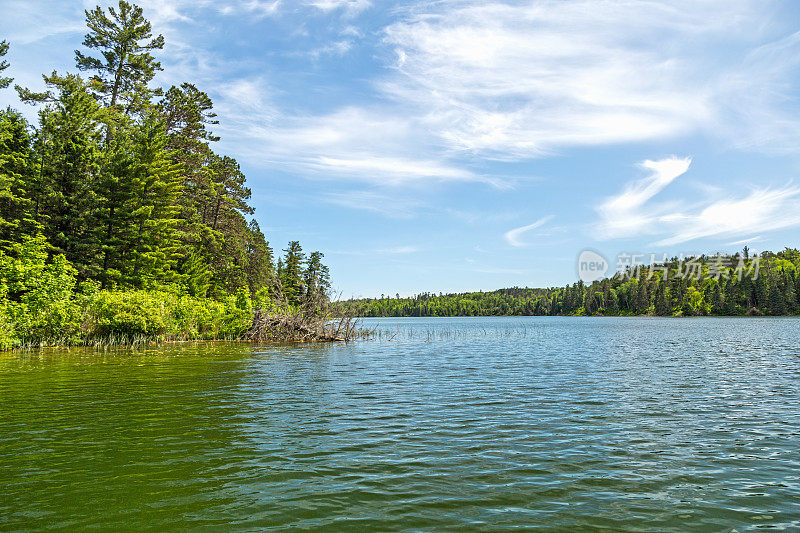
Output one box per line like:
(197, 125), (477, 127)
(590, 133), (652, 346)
(85, 290), (171, 338)
(0, 234), (81, 345)
(0, 238), (259, 347)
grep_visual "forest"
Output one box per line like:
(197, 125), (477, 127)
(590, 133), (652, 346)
(337, 248), (800, 318)
(0, 2), (331, 348)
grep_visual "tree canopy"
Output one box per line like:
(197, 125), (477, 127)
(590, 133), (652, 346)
(0, 1), (332, 344)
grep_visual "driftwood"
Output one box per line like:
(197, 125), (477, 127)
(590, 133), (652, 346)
(242, 307), (366, 343)
(242, 278), (369, 342)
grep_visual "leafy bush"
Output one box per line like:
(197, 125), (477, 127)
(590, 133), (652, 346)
(0, 299), (13, 350)
(217, 288), (253, 338)
(0, 235), (262, 348)
(85, 290), (170, 338)
(80, 287), (254, 342)
(0, 234), (81, 345)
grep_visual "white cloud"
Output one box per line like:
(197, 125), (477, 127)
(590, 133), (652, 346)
(0, 1), (84, 44)
(213, 78), (278, 128)
(126, 0), (197, 24)
(655, 185), (800, 246)
(504, 215), (555, 247)
(315, 156), (475, 183)
(596, 156), (692, 240)
(242, 0), (281, 17)
(309, 39), (354, 58)
(7, 0), (800, 195)
(324, 191), (423, 218)
(225, 106), (500, 186)
(716, 29), (800, 153)
(596, 157), (800, 246)
(380, 0), (799, 157)
(308, 0), (370, 15)
(160, 0), (800, 186)
(727, 236), (763, 246)
(377, 246), (419, 254)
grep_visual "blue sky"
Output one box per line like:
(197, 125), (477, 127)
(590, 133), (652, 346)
(3, 0), (800, 297)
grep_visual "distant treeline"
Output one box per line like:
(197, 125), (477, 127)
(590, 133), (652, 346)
(337, 248), (800, 317)
(0, 2), (329, 348)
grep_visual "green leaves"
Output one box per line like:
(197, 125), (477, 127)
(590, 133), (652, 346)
(0, 40), (12, 90)
(0, 2), (327, 348)
(0, 234), (81, 345)
(75, 1), (164, 112)
(0, 108), (37, 247)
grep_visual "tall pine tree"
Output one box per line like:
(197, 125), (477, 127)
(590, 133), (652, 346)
(0, 40), (12, 90)
(75, 1), (164, 117)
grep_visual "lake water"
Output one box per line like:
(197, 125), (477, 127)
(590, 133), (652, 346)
(1, 317), (799, 531)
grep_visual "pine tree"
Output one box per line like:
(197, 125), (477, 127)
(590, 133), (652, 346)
(158, 83), (219, 255)
(0, 40), (12, 90)
(280, 241), (305, 306)
(95, 135), (135, 287)
(753, 272), (768, 313)
(159, 83), (219, 157)
(179, 249), (212, 297)
(243, 219), (273, 296)
(123, 114), (183, 287)
(75, 1), (164, 116)
(782, 270), (797, 314)
(723, 278), (737, 315)
(304, 251), (330, 306)
(795, 270), (800, 311)
(33, 73), (103, 278)
(768, 276), (786, 316)
(0, 108), (36, 247)
(93, 113), (183, 288)
(636, 280), (649, 314)
(654, 278), (670, 316)
(706, 280), (723, 314)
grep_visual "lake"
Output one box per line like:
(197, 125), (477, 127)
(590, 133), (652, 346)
(1, 317), (799, 531)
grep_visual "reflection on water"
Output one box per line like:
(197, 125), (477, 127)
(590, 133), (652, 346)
(1, 317), (799, 530)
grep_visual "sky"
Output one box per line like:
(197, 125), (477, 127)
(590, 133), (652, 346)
(2, 0), (800, 298)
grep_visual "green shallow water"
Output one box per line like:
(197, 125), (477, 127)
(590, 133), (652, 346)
(1, 317), (799, 531)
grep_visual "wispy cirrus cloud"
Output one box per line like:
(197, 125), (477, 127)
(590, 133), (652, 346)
(307, 0), (371, 15)
(595, 157), (800, 246)
(380, 0), (800, 157)
(596, 156), (692, 240)
(0, 0), (84, 44)
(218, 105), (499, 186)
(503, 215), (555, 247)
(655, 184), (800, 246)
(147, 0), (800, 192)
(377, 245), (419, 254)
(323, 190), (423, 218)
(6, 0), (800, 234)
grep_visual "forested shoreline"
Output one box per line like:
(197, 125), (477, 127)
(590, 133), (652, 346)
(338, 248), (800, 318)
(0, 2), (334, 349)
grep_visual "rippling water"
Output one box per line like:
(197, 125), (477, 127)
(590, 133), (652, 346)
(1, 317), (799, 531)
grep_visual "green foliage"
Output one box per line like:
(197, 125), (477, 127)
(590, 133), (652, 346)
(0, 234), (81, 344)
(0, 40), (11, 90)
(305, 251), (331, 304)
(87, 290), (169, 337)
(682, 286), (704, 316)
(0, 4), (328, 349)
(32, 73), (103, 276)
(341, 250), (800, 319)
(280, 241), (305, 305)
(0, 108), (36, 246)
(75, 0), (164, 113)
(82, 287), (253, 341)
(117, 113), (183, 287)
